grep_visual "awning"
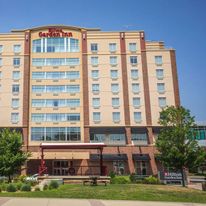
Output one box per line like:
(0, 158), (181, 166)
(90, 154), (128, 161)
(132, 154), (150, 161)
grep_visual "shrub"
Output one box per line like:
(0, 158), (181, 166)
(1, 183), (7, 191)
(0, 187), (1, 193)
(18, 175), (27, 182)
(6, 184), (17, 192)
(20, 184), (31, 192)
(143, 176), (160, 184)
(49, 180), (59, 190)
(111, 176), (130, 184)
(43, 184), (48, 190)
(129, 173), (136, 183)
(34, 186), (40, 191)
(109, 171), (116, 179)
(15, 182), (23, 190)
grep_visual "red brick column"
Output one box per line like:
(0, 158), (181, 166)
(125, 127), (132, 145)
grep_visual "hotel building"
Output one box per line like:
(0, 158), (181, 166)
(0, 25), (180, 176)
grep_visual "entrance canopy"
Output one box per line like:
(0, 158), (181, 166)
(40, 142), (106, 150)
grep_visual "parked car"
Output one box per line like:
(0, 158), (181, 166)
(25, 173), (38, 182)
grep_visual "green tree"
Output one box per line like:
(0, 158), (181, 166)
(0, 129), (30, 182)
(156, 106), (206, 186)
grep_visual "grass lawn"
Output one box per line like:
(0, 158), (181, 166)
(0, 184), (206, 203)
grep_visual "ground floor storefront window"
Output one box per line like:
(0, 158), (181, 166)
(113, 161), (125, 175)
(135, 161), (148, 175)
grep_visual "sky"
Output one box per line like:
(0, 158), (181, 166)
(0, 0), (206, 122)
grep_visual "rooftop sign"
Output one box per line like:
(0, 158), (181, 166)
(39, 28), (73, 38)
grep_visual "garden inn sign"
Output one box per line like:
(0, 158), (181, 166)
(39, 28), (73, 38)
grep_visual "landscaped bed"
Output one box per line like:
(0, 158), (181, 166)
(0, 184), (206, 203)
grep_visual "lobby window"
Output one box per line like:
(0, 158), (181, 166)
(159, 97), (167, 108)
(157, 83), (165, 93)
(92, 98), (100, 108)
(91, 70), (99, 79)
(130, 56), (138, 65)
(133, 97), (140, 108)
(91, 57), (98, 66)
(12, 71), (20, 80)
(112, 112), (120, 122)
(91, 43), (98, 52)
(13, 45), (21, 53)
(92, 84), (100, 93)
(13, 58), (20, 67)
(109, 43), (117, 52)
(32, 39), (42, 52)
(93, 112), (101, 122)
(12, 84), (19, 93)
(131, 69), (138, 79)
(112, 98), (120, 108)
(155, 56), (163, 65)
(11, 113), (19, 123)
(0, 45), (3, 53)
(129, 43), (137, 52)
(11, 98), (19, 108)
(134, 112), (142, 123)
(110, 56), (117, 66)
(156, 69), (164, 79)
(110, 70), (118, 79)
(0, 58), (2, 66)
(111, 83), (119, 94)
(70, 38), (79, 52)
(31, 127), (45, 141)
(132, 83), (140, 93)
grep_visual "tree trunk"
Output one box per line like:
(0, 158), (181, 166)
(8, 175), (11, 183)
(181, 168), (185, 187)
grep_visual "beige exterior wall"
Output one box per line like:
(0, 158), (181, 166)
(28, 29), (84, 145)
(0, 33), (25, 127)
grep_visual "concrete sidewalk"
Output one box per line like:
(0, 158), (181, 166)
(0, 198), (205, 206)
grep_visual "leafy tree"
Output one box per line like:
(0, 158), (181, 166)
(0, 129), (30, 182)
(156, 106), (206, 186)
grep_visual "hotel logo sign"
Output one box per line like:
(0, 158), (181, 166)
(39, 28), (73, 38)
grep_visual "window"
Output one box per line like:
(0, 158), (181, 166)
(109, 43), (117, 52)
(130, 56), (138, 65)
(91, 43), (98, 52)
(112, 98), (120, 107)
(111, 83), (119, 93)
(32, 38), (79, 53)
(91, 57), (98, 66)
(0, 58), (2, 66)
(110, 70), (118, 79)
(91, 70), (99, 79)
(129, 43), (137, 52)
(67, 85), (80, 93)
(12, 98), (19, 108)
(13, 45), (21, 53)
(93, 112), (100, 122)
(0, 45), (3, 53)
(113, 112), (120, 122)
(32, 99), (45, 107)
(132, 83), (140, 93)
(92, 98), (100, 108)
(12, 71), (20, 80)
(110, 56), (117, 65)
(11, 113), (19, 123)
(67, 71), (80, 80)
(12, 84), (19, 93)
(113, 161), (125, 175)
(155, 56), (163, 65)
(134, 112), (142, 122)
(92, 84), (100, 93)
(67, 99), (80, 107)
(157, 83), (165, 93)
(131, 69), (138, 79)
(159, 97), (166, 108)
(32, 58), (80, 66)
(133, 97), (140, 108)
(156, 69), (164, 79)
(13, 58), (20, 67)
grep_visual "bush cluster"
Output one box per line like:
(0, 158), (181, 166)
(20, 184), (31, 192)
(49, 180), (59, 190)
(6, 184), (17, 192)
(143, 176), (160, 184)
(111, 176), (130, 184)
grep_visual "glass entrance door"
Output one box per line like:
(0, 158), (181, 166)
(53, 160), (69, 176)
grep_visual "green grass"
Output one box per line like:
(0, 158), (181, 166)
(0, 184), (206, 203)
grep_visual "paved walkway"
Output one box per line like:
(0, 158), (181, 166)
(0, 198), (205, 206)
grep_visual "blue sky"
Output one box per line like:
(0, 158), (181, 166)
(1, 0), (206, 121)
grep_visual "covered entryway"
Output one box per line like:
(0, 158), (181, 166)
(38, 143), (106, 176)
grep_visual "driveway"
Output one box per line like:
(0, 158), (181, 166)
(0, 198), (205, 206)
